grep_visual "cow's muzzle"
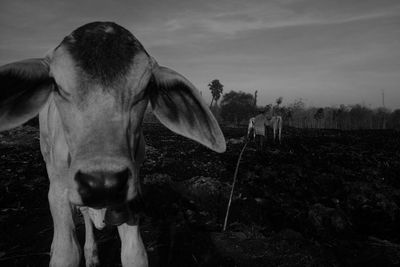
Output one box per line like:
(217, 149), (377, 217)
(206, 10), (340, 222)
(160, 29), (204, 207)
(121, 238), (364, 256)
(75, 168), (130, 207)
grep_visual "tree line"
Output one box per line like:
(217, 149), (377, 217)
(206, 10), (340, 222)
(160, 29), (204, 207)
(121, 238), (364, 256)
(207, 80), (400, 130)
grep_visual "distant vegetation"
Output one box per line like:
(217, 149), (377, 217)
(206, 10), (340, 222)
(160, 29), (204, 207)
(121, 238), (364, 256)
(144, 82), (399, 130)
(217, 92), (398, 130)
(217, 94), (399, 130)
(279, 100), (399, 130)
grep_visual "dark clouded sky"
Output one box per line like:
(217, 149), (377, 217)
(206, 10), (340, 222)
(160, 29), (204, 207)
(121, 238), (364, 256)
(1, 0), (399, 108)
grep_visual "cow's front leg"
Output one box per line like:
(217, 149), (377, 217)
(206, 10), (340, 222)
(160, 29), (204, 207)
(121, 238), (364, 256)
(278, 126), (282, 144)
(273, 126), (277, 142)
(49, 183), (81, 267)
(118, 223), (148, 267)
(80, 207), (100, 267)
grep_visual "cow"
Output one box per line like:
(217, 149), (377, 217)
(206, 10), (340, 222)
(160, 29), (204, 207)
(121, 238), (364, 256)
(268, 115), (282, 143)
(247, 117), (255, 140)
(0, 22), (226, 267)
(247, 115), (282, 144)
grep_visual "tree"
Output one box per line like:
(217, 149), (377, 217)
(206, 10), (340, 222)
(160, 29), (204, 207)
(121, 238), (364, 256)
(335, 105), (349, 129)
(208, 79), (224, 108)
(220, 91), (256, 126)
(273, 96), (283, 116)
(290, 98), (305, 111)
(276, 97), (283, 107)
(288, 98), (305, 127)
(349, 104), (372, 129)
(388, 109), (400, 130)
(314, 108), (324, 128)
(376, 107), (390, 129)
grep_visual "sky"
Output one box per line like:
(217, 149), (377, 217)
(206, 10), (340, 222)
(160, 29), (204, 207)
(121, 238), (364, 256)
(1, 0), (399, 109)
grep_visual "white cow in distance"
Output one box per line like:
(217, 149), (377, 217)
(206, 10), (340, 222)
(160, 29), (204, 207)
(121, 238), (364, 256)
(247, 117), (256, 139)
(247, 115), (282, 143)
(0, 22), (226, 267)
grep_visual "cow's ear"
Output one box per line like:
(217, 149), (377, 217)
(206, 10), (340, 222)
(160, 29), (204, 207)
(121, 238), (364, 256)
(148, 65), (226, 153)
(0, 58), (53, 131)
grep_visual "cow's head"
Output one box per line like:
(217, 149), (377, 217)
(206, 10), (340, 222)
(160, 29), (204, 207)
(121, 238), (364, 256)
(0, 22), (225, 209)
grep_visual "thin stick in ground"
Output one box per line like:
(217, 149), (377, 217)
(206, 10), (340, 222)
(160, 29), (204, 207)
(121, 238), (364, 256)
(223, 140), (248, 232)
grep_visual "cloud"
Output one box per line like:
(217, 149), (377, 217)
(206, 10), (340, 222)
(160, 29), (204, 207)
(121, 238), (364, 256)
(139, 0), (400, 40)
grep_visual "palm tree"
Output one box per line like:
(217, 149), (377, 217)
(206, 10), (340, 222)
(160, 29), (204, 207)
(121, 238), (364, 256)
(208, 79), (224, 108)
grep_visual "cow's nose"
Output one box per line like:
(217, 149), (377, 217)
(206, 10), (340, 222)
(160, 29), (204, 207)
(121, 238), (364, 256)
(75, 168), (130, 207)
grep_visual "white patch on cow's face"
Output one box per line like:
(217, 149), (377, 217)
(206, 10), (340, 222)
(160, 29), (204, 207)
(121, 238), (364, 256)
(47, 45), (152, 207)
(50, 47), (79, 96)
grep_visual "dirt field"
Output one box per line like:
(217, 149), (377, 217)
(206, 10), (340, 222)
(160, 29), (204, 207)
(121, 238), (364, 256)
(1, 124), (400, 266)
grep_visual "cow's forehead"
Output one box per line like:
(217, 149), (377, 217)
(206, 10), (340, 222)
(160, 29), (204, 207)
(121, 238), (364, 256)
(54, 22), (148, 86)
(48, 22), (154, 100)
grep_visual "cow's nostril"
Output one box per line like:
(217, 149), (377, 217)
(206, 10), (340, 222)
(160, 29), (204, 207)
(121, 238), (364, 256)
(75, 168), (131, 206)
(105, 168), (130, 191)
(75, 171), (99, 190)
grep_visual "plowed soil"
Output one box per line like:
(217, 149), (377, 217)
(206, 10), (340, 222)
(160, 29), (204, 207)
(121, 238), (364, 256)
(1, 124), (400, 266)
